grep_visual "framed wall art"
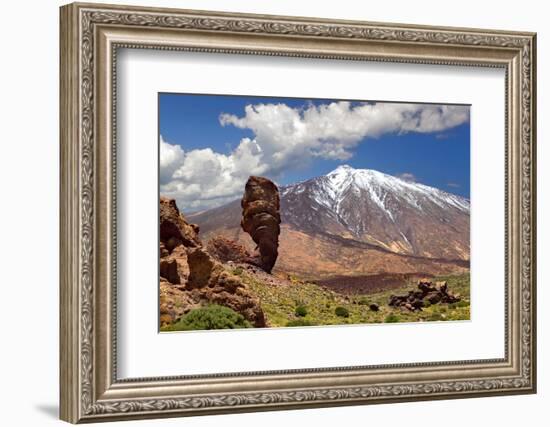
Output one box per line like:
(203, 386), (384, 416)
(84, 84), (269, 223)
(60, 2), (537, 423)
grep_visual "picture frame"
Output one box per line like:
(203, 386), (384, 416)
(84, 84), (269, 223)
(59, 2), (536, 423)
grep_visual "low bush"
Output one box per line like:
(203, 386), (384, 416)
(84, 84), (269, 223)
(232, 267), (244, 276)
(334, 306), (350, 318)
(295, 305), (308, 317)
(166, 305), (252, 331)
(384, 314), (400, 323)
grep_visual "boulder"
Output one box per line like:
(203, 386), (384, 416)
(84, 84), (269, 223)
(159, 245), (190, 285)
(388, 279), (461, 311)
(187, 247), (222, 288)
(427, 292), (442, 305)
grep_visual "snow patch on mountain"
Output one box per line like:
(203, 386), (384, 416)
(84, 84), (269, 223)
(286, 164), (469, 220)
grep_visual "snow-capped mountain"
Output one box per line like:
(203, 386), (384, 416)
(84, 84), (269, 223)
(281, 165), (469, 260)
(188, 166), (470, 278)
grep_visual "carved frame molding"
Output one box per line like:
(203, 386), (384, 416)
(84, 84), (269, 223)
(60, 2), (536, 423)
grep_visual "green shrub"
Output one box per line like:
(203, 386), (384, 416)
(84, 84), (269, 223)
(455, 300), (469, 308)
(357, 297), (370, 306)
(233, 267), (244, 276)
(384, 314), (400, 323)
(295, 305), (308, 317)
(286, 319), (315, 327)
(423, 300), (432, 308)
(334, 306), (349, 318)
(166, 305), (252, 331)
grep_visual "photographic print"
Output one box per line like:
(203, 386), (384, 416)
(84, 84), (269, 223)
(159, 93), (471, 332)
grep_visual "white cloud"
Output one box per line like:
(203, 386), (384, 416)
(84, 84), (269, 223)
(220, 101), (469, 163)
(397, 172), (417, 182)
(160, 137), (267, 213)
(159, 135), (185, 184)
(161, 101), (469, 212)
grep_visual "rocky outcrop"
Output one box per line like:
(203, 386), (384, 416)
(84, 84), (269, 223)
(241, 176), (281, 273)
(186, 247), (266, 327)
(159, 278), (198, 326)
(388, 279), (461, 311)
(206, 236), (252, 264)
(159, 196), (266, 327)
(160, 197), (201, 250)
(160, 244), (189, 284)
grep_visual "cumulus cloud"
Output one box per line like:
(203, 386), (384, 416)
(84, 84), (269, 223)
(397, 172), (417, 182)
(220, 101), (469, 164)
(160, 137), (267, 212)
(161, 101), (469, 212)
(160, 135), (185, 184)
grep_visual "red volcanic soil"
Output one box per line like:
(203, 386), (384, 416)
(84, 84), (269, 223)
(315, 273), (435, 295)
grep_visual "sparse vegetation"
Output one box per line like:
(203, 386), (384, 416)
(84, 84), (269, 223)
(286, 319), (316, 327)
(357, 297), (370, 306)
(162, 304), (252, 331)
(384, 314), (400, 323)
(334, 306), (350, 318)
(428, 313), (444, 321)
(233, 268), (470, 328)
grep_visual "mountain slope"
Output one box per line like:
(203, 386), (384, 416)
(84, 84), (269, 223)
(187, 165), (470, 279)
(282, 165), (469, 260)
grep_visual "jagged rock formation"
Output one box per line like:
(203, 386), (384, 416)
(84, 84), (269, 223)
(241, 176), (281, 273)
(206, 236), (252, 264)
(160, 197), (201, 249)
(159, 278), (198, 326)
(159, 196), (265, 327)
(388, 278), (461, 311)
(186, 247), (265, 327)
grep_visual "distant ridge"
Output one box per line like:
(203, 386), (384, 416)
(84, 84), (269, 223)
(187, 165), (469, 278)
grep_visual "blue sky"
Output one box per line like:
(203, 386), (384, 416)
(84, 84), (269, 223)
(159, 93), (470, 211)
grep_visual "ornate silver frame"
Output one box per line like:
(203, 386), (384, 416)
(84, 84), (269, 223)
(60, 2), (537, 423)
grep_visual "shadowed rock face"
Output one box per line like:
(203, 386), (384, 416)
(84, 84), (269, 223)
(241, 176), (281, 273)
(160, 197), (201, 249)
